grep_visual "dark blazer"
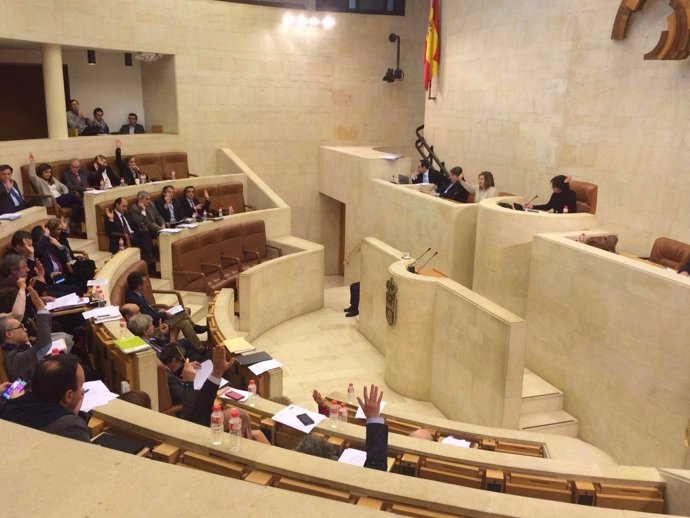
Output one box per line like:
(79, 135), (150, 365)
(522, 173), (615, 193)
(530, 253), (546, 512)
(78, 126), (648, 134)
(87, 166), (119, 189)
(180, 196), (210, 219)
(155, 197), (184, 225)
(533, 189), (577, 213)
(104, 211), (135, 254)
(364, 422), (389, 471)
(124, 289), (164, 325)
(1, 310), (51, 382)
(412, 167), (447, 188)
(0, 181), (26, 215)
(61, 169), (90, 194)
(118, 124), (145, 134)
(437, 181), (469, 203)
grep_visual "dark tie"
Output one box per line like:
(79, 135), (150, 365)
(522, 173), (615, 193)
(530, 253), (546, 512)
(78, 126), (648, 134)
(9, 186), (23, 207)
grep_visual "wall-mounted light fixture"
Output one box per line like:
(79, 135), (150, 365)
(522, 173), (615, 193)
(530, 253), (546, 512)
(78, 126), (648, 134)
(282, 12), (335, 29)
(383, 33), (403, 83)
(124, 52), (133, 67)
(87, 49), (96, 65)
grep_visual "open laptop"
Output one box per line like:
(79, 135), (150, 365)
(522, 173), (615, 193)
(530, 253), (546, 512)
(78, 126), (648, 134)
(397, 174), (410, 184)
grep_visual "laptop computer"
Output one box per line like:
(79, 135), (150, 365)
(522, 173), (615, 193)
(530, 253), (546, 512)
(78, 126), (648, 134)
(398, 174), (410, 184)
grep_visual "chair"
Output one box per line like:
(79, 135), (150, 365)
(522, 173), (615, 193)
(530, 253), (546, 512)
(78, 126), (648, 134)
(648, 237), (690, 270)
(161, 152), (194, 179)
(241, 220), (282, 268)
(171, 236), (234, 295)
(569, 181), (598, 215)
(217, 182), (253, 213)
(157, 364), (183, 415)
(110, 259), (184, 309)
(133, 154), (164, 182)
(217, 225), (245, 276)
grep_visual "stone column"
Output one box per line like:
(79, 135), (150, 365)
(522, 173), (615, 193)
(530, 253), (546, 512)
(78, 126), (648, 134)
(41, 43), (67, 139)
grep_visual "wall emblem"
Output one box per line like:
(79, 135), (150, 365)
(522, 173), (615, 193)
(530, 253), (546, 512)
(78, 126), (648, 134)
(385, 277), (397, 326)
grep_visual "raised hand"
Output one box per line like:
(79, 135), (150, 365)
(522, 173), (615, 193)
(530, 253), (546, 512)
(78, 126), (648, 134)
(356, 384), (383, 419)
(312, 389), (326, 408)
(211, 345), (233, 378)
(28, 152), (35, 164)
(115, 138), (122, 149)
(105, 207), (114, 220)
(182, 359), (197, 382)
(203, 189), (210, 200)
(16, 277), (26, 291)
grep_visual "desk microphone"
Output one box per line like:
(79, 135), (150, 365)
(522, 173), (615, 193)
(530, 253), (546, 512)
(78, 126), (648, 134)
(415, 251), (438, 274)
(407, 247), (431, 273)
(524, 195), (538, 207)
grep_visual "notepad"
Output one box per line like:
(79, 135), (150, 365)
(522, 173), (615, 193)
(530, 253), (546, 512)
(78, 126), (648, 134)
(223, 336), (255, 354)
(114, 336), (150, 354)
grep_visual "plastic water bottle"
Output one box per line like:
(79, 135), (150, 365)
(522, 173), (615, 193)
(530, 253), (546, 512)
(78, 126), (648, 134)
(563, 204), (569, 214)
(330, 400), (339, 428)
(202, 209), (208, 219)
(171, 170), (176, 181)
(247, 379), (257, 407)
(96, 286), (105, 307)
(229, 408), (242, 452)
(218, 205), (223, 217)
(347, 382), (355, 403)
(339, 402), (348, 423)
(140, 172), (147, 184)
(118, 238), (125, 251)
(228, 205), (235, 215)
(211, 403), (224, 446)
(119, 317), (127, 338)
(120, 176), (125, 186)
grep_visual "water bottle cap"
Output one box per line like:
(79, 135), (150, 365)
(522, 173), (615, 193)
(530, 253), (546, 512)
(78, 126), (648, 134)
(231, 408), (239, 417)
(213, 403), (221, 411)
(340, 402), (346, 407)
(348, 382), (353, 386)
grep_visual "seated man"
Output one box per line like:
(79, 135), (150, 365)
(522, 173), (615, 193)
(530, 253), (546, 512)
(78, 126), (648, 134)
(61, 159), (93, 197)
(411, 159), (448, 190)
(430, 166), (468, 203)
(119, 113), (146, 135)
(104, 197), (156, 273)
(180, 185), (211, 219)
(0, 283), (52, 382)
(88, 154), (119, 189)
(91, 107), (110, 135)
(66, 99), (90, 135)
(2, 234), (49, 296)
(0, 354), (89, 442)
(124, 271), (206, 353)
(128, 191), (165, 238)
(127, 313), (206, 362)
(155, 185), (184, 226)
(0, 164), (32, 215)
(120, 303), (140, 321)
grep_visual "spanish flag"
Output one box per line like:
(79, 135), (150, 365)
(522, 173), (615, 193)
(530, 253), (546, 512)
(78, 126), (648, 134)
(424, 0), (440, 91)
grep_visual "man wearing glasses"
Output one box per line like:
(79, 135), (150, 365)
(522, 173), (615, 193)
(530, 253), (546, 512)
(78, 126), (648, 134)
(0, 282), (53, 382)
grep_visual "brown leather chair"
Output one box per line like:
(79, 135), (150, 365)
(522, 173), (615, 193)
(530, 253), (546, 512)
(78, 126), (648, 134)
(466, 192), (475, 203)
(241, 220), (282, 267)
(19, 161), (75, 220)
(134, 154), (164, 182)
(161, 153), (193, 180)
(569, 181), (598, 215)
(217, 225), (245, 276)
(217, 182), (252, 213)
(648, 237), (690, 270)
(157, 364), (183, 415)
(109, 259), (184, 309)
(171, 236), (234, 295)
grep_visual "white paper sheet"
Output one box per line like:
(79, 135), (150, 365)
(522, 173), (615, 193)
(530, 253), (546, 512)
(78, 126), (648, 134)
(83, 190), (108, 195)
(379, 153), (402, 161)
(158, 228), (183, 234)
(355, 401), (387, 419)
(248, 358), (283, 375)
(0, 213), (21, 221)
(87, 279), (108, 286)
(193, 360), (229, 390)
(46, 293), (87, 311)
(83, 305), (121, 320)
(441, 436), (472, 448)
(271, 404), (327, 433)
(167, 304), (184, 315)
(81, 380), (119, 412)
(338, 448), (367, 467)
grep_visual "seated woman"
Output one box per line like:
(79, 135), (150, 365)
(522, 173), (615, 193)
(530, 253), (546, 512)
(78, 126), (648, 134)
(115, 139), (157, 184)
(527, 174), (577, 213)
(459, 170), (497, 202)
(47, 218), (95, 293)
(27, 153), (84, 231)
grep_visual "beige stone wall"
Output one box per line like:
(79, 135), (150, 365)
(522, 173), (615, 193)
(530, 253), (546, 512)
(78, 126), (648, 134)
(526, 234), (690, 468)
(423, 0), (690, 256)
(0, 0), (427, 256)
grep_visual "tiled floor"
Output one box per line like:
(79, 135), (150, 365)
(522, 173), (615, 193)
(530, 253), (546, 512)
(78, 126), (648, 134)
(252, 276), (445, 420)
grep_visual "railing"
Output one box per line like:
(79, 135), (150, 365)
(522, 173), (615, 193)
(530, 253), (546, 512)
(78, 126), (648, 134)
(415, 124), (450, 182)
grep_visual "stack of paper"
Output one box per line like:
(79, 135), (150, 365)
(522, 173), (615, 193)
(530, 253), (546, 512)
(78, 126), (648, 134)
(46, 293), (89, 311)
(249, 358), (283, 375)
(86, 279), (108, 287)
(271, 405), (326, 433)
(440, 436), (472, 448)
(176, 223), (199, 229)
(81, 380), (119, 412)
(0, 213), (21, 221)
(158, 228), (183, 234)
(223, 336), (255, 354)
(114, 336), (150, 354)
(83, 305), (122, 323)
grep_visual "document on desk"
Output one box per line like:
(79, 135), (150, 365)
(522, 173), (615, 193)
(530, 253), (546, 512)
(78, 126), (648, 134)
(166, 304), (184, 315)
(193, 359), (229, 390)
(87, 279), (108, 287)
(338, 448), (367, 467)
(272, 405), (326, 433)
(248, 358), (282, 375)
(0, 213), (21, 221)
(46, 293), (88, 311)
(81, 380), (119, 412)
(355, 401), (387, 419)
(83, 305), (121, 320)
(441, 436), (472, 448)
(158, 228), (183, 234)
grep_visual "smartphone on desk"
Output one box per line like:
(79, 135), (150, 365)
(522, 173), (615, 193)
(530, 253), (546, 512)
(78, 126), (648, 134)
(2, 378), (27, 400)
(296, 413), (314, 426)
(224, 390), (244, 401)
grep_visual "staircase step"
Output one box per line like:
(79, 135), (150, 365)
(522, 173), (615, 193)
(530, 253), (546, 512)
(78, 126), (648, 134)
(521, 368), (564, 415)
(90, 251), (111, 270)
(69, 238), (101, 255)
(519, 410), (579, 437)
(150, 277), (171, 290)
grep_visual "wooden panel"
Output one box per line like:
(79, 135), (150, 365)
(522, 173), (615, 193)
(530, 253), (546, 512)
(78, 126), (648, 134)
(276, 478), (351, 503)
(244, 470), (274, 486)
(505, 473), (572, 503)
(389, 503), (463, 518)
(419, 466), (483, 489)
(88, 417), (106, 438)
(356, 497), (383, 510)
(151, 442), (182, 464)
(182, 451), (245, 478)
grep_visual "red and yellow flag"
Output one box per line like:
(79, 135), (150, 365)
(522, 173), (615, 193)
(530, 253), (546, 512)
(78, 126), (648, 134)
(424, 0), (440, 91)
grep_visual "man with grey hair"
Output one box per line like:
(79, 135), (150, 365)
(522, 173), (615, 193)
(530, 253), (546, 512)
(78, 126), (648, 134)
(127, 313), (206, 361)
(128, 191), (165, 238)
(0, 282), (53, 381)
(61, 158), (93, 197)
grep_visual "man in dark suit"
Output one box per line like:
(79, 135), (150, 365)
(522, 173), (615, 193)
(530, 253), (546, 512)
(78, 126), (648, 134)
(88, 154), (120, 189)
(0, 164), (28, 215)
(433, 166), (469, 203)
(104, 197), (156, 273)
(411, 159), (448, 191)
(180, 185), (211, 219)
(118, 113), (146, 134)
(61, 159), (93, 197)
(155, 185), (184, 225)
(357, 383), (389, 471)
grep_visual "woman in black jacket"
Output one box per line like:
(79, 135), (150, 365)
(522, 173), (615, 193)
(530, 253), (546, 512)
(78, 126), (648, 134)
(528, 174), (577, 213)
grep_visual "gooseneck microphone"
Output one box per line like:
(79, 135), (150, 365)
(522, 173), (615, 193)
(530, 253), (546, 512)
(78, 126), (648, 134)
(525, 194), (538, 206)
(407, 247), (431, 273)
(416, 251), (438, 273)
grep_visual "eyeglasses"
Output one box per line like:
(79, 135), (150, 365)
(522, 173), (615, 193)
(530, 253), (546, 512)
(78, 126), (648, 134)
(7, 323), (25, 332)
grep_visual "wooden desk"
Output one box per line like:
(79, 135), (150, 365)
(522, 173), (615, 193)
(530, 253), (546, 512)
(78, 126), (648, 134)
(618, 251), (666, 269)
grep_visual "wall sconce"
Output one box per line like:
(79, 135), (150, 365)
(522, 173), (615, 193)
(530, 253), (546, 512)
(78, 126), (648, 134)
(87, 49), (96, 65)
(124, 53), (133, 67)
(383, 33), (403, 83)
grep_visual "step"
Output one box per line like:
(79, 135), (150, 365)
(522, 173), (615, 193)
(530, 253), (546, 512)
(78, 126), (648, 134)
(150, 277), (171, 291)
(69, 237), (101, 256)
(90, 251), (111, 270)
(519, 410), (579, 437)
(521, 368), (564, 415)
